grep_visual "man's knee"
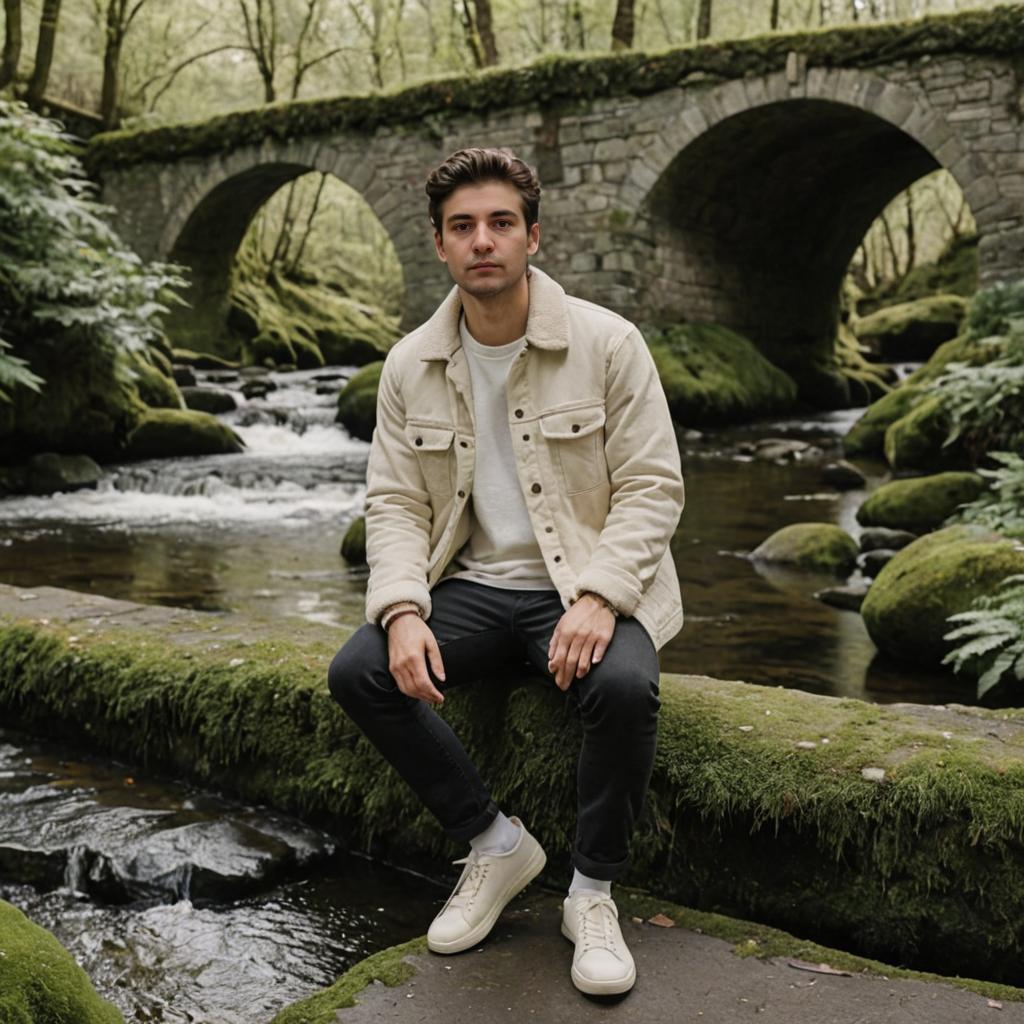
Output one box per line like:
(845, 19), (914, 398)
(327, 624), (390, 711)
(576, 625), (660, 726)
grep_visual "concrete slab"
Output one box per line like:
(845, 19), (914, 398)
(337, 891), (1022, 1024)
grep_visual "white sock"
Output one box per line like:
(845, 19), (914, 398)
(569, 868), (612, 896)
(469, 811), (521, 856)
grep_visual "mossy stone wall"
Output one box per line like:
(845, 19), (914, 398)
(88, 7), (1024, 403)
(5, 585), (1024, 984)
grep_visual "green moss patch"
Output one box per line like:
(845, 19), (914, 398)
(0, 899), (124, 1024)
(340, 515), (367, 565)
(856, 471), (986, 533)
(844, 384), (924, 458)
(883, 394), (964, 473)
(7, 587), (1024, 983)
(270, 937), (426, 1024)
(86, 8), (1024, 172)
(752, 522), (858, 575)
(336, 361), (383, 441)
(649, 324), (797, 426)
(124, 408), (245, 458)
(861, 523), (1024, 667)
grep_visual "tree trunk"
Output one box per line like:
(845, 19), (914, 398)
(696, 0), (712, 40)
(610, 0), (634, 51)
(473, 0), (498, 65)
(25, 0), (61, 106)
(904, 189), (916, 274)
(0, 0), (21, 90)
(100, 0), (124, 129)
(770, 0), (781, 30)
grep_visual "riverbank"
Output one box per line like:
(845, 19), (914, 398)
(3, 583), (1024, 987)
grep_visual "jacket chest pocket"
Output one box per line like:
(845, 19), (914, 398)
(538, 403), (607, 495)
(405, 421), (456, 496)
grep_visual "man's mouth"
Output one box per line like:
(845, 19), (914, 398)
(470, 262), (499, 270)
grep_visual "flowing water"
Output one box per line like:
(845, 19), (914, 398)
(0, 362), (974, 1020)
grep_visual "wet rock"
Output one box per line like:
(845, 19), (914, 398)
(340, 515), (367, 566)
(752, 438), (824, 462)
(853, 294), (968, 362)
(856, 472), (987, 533)
(751, 523), (859, 575)
(0, 900), (124, 1023)
(884, 393), (971, 473)
(124, 409), (244, 459)
(858, 548), (897, 577)
(815, 580), (871, 611)
(172, 365), (197, 387)
(171, 348), (240, 371)
(239, 365), (271, 378)
(241, 379), (278, 400)
(859, 527), (917, 552)
(0, 464), (28, 496)
(181, 386), (238, 415)
(130, 352), (183, 410)
(822, 460), (866, 489)
(27, 453), (103, 495)
(336, 361), (384, 442)
(312, 371), (349, 383)
(861, 524), (1024, 668)
(204, 370), (240, 384)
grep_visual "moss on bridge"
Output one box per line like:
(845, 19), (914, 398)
(86, 5), (1024, 172)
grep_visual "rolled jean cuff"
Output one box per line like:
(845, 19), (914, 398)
(572, 848), (630, 882)
(443, 797), (500, 844)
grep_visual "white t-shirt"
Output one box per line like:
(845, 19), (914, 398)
(448, 315), (556, 591)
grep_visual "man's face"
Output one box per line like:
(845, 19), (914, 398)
(433, 180), (540, 299)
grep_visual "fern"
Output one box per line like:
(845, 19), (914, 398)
(943, 574), (1024, 699)
(947, 451), (1024, 538)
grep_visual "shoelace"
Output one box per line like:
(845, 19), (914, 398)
(573, 894), (622, 957)
(444, 853), (490, 914)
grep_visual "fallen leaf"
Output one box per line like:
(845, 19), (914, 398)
(988, 1000), (1003, 1010)
(788, 960), (852, 977)
(647, 913), (676, 928)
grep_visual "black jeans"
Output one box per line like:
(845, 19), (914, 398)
(327, 578), (661, 881)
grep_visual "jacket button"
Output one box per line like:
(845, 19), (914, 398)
(459, 441), (468, 448)
(414, 437), (423, 446)
(545, 526), (553, 533)
(531, 483), (541, 494)
(571, 424), (580, 433)
(522, 434), (530, 441)
(514, 409), (524, 418)
(554, 555), (562, 563)
(457, 490), (466, 498)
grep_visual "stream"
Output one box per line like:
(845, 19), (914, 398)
(0, 361), (972, 1020)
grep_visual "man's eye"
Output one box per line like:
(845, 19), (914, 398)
(494, 220), (511, 228)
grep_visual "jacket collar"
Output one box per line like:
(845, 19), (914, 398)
(419, 265), (569, 361)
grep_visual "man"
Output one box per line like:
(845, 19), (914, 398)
(328, 147), (684, 996)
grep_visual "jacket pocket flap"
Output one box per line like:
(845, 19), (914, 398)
(538, 405), (606, 440)
(405, 423), (455, 451)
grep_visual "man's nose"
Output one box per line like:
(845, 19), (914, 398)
(472, 224), (494, 251)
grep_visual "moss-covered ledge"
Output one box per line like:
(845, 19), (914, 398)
(3, 584), (1024, 985)
(85, 5), (1024, 172)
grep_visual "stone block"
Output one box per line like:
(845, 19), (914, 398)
(743, 75), (771, 107)
(956, 80), (991, 102)
(603, 161), (626, 183)
(946, 104), (994, 123)
(570, 252), (598, 273)
(964, 175), (1002, 213)
(872, 85), (915, 126)
(594, 137), (629, 162)
(561, 141), (594, 166)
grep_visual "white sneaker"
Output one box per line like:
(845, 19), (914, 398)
(426, 816), (546, 954)
(561, 890), (636, 995)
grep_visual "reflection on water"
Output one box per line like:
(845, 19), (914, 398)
(0, 367), (973, 704)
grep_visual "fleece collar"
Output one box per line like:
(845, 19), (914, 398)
(419, 265), (570, 361)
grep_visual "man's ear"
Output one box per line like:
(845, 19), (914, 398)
(433, 228), (447, 263)
(527, 221), (541, 256)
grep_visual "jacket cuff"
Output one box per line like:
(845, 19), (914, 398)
(572, 567), (643, 618)
(380, 601), (423, 631)
(366, 581), (432, 627)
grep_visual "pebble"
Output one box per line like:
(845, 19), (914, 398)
(861, 767), (886, 783)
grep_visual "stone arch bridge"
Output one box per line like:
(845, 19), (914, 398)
(88, 6), (1024, 401)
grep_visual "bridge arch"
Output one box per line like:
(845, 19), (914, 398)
(620, 68), (988, 400)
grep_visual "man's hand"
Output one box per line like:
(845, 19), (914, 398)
(547, 594), (616, 690)
(388, 614), (446, 705)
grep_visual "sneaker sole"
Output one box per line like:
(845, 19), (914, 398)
(560, 922), (637, 995)
(427, 843), (547, 955)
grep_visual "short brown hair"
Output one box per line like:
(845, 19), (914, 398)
(426, 147), (541, 236)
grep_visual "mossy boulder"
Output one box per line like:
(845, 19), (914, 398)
(844, 385), (924, 458)
(340, 515), (367, 565)
(181, 386), (238, 415)
(648, 324), (798, 426)
(123, 408), (244, 459)
(883, 394), (966, 473)
(853, 294), (968, 361)
(751, 522), (859, 575)
(856, 472), (987, 534)
(27, 453), (103, 495)
(129, 352), (183, 410)
(0, 343), (145, 461)
(336, 362), (383, 442)
(171, 348), (240, 370)
(904, 331), (1002, 386)
(245, 328), (296, 368)
(0, 899), (124, 1023)
(861, 524), (1024, 667)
